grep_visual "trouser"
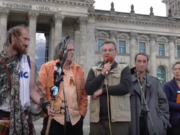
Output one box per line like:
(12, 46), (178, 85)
(139, 115), (149, 135)
(41, 116), (84, 135)
(90, 121), (129, 135)
(0, 110), (33, 135)
(0, 118), (33, 135)
(167, 119), (180, 135)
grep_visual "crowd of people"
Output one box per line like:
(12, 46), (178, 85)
(0, 25), (180, 135)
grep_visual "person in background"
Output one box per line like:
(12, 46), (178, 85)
(164, 61), (180, 135)
(130, 53), (170, 135)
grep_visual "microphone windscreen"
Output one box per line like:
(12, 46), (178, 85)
(106, 56), (114, 63)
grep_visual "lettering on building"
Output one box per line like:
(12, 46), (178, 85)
(2, 2), (52, 11)
(36, 6), (50, 11)
(2, 3), (32, 10)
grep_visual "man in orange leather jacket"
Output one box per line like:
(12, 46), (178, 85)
(39, 40), (87, 135)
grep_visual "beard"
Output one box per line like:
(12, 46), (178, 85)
(66, 54), (74, 62)
(12, 43), (27, 55)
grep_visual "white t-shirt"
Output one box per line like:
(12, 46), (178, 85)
(0, 55), (31, 112)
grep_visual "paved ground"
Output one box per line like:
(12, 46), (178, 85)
(34, 101), (90, 135)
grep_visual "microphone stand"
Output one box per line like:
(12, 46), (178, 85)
(59, 53), (71, 135)
(134, 70), (156, 135)
(45, 36), (70, 135)
(56, 36), (71, 135)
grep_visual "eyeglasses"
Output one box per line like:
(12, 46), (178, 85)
(102, 49), (115, 53)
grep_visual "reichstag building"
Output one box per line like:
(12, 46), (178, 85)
(0, 0), (179, 85)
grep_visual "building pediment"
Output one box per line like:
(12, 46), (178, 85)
(116, 33), (129, 39)
(157, 36), (169, 43)
(96, 31), (109, 38)
(137, 35), (149, 41)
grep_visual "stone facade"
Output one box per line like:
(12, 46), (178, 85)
(163, 0), (180, 18)
(0, 0), (180, 84)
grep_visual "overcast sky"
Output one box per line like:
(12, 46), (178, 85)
(94, 0), (167, 17)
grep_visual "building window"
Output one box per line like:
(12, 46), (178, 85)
(159, 44), (165, 56)
(177, 45), (180, 58)
(157, 66), (166, 85)
(139, 42), (146, 53)
(119, 41), (126, 54)
(98, 39), (105, 52)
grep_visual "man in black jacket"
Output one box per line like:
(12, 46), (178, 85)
(85, 41), (132, 135)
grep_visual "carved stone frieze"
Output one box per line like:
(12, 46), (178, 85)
(30, 0), (94, 7)
(130, 32), (137, 38)
(90, 12), (180, 28)
(54, 13), (65, 23)
(78, 17), (88, 25)
(28, 11), (39, 20)
(169, 35), (176, 42)
(150, 34), (157, 40)
(109, 30), (117, 38)
(0, 8), (9, 18)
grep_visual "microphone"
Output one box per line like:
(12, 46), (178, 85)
(106, 56), (114, 74)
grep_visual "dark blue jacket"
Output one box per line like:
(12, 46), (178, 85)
(164, 78), (180, 126)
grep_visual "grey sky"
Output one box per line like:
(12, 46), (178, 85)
(94, 0), (167, 17)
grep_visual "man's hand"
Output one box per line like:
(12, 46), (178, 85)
(101, 63), (111, 75)
(46, 106), (55, 117)
(93, 89), (103, 99)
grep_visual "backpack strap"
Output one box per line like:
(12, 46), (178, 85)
(27, 55), (31, 69)
(0, 54), (11, 90)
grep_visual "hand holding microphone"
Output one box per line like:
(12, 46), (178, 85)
(102, 56), (114, 75)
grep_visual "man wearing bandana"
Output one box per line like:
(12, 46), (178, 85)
(0, 25), (54, 135)
(39, 40), (87, 135)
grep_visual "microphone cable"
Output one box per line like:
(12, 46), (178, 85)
(105, 77), (112, 135)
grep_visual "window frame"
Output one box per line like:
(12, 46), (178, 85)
(177, 45), (180, 58)
(119, 40), (126, 54)
(97, 38), (106, 52)
(157, 66), (166, 86)
(158, 44), (165, 56)
(139, 42), (146, 53)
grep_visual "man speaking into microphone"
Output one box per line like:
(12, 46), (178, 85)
(85, 41), (132, 135)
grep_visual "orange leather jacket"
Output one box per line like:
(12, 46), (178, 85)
(38, 59), (87, 117)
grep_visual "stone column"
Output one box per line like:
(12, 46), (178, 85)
(74, 23), (80, 63)
(44, 33), (49, 62)
(169, 36), (176, 79)
(130, 32), (137, 68)
(150, 34), (157, 77)
(78, 17), (87, 69)
(54, 13), (64, 47)
(28, 11), (39, 60)
(48, 22), (55, 61)
(0, 8), (9, 51)
(85, 17), (95, 76)
(109, 30), (117, 43)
